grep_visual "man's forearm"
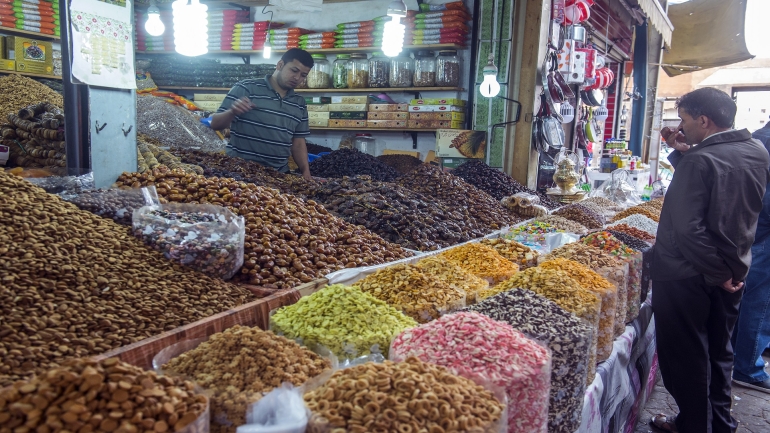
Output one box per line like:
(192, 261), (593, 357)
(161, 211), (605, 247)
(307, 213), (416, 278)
(291, 139), (310, 176)
(210, 110), (236, 130)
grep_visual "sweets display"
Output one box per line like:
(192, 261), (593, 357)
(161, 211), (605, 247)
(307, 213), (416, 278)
(439, 243), (520, 284)
(415, 256), (489, 303)
(479, 238), (539, 270)
(552, 203), (605, 229)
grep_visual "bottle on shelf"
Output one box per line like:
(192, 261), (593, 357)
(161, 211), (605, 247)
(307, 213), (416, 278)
(436, 49), (460, 87)
(389, 53), (414, 88)
(333, 54), (350, 89)
(413, 50), (436, 87)
(368, 52), (390, 88)
(307, 54), (331, 89)
(348, 53), (370, 88)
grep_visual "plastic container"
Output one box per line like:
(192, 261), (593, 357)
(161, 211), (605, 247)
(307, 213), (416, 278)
(368, 51), (390, 87)
(332, 54), (350, 88)
(389, 54), (414, 87)
(436, 49), (461, 87)
(413, 50), (436, 86)
(354, 133), (375, 155)
(307, 54), (331, 88)
(347, 53), (370, 88)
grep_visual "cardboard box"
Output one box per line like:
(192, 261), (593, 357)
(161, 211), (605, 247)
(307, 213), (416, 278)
(309, 118), (329, 127)
(367, 111), (409, 120)
(411, 98), (466, 106)
(194, 93), (227, 102)
(440, 157), (481, 172)
(308, 111), (330, 119)
(306, 104), (329, 112)
(369, 103), (409, 112)
(329, 111), (367, 120)
(408, 105), (464, 113)
(331, 95), (369, 104)
(305, 96), (331, 105)
(436, 129), (487, 159)
(329, 103), (368, 112)
(194, 101), (222, 111)
(7, 37), (53, 75)
(328, 119), (367, 128)
(0, 59), (15, 72)
(407, 120), (464, 129)
(367, 120), (408, 128)
(408, 112), (465, 121)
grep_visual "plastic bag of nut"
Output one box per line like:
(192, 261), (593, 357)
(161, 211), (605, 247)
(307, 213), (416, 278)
(25, 170), (95, 197)
(64, 186), (161, 226)
(589, 169), (642, 207)
(132, 202), (246, 280)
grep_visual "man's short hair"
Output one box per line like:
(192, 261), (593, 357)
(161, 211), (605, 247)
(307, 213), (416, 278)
(281, 48), (314, 69)
(676, 87), (736, 128)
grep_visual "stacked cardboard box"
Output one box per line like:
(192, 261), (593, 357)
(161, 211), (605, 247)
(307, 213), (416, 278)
(367, 103), (408, 128)
(193, 93), (226, 112)
(407, 98), (466, 129)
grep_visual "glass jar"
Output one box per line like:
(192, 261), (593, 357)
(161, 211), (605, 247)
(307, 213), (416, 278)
(296, 78), (308, 89)
(354, 133), (375, 155)
(389, 55), (413, 87)
(348, 53), (370, 88)
(413, 50), (436, 87)
(333, 54), (350, 88)
(307, 54), (331, 89)
(368, 52), (390, 88)
(436, 50), (461, 87)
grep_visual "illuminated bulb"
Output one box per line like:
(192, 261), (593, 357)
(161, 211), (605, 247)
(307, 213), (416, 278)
(145, 2), (165, 37)
(382, 0), (407, 57)
(173, 0), (208, 57)
(263, 38), (271, 59)
(480, 53), (500, 98)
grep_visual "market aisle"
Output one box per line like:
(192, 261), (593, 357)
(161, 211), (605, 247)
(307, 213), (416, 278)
(634, 351), (770, 432)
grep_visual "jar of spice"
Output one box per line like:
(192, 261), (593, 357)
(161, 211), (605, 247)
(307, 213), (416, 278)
(333, 54), (350, 88)
(413, 50), (436, 87)
(307, 54), (331, 88)
(436, 50), (461, 87)
(389, 54), (414, 87)
(354, 133), (375, 155)
(348, 53), (370, 88)
(368, 52), (391, 88)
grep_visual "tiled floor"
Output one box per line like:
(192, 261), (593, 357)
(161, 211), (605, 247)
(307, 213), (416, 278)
(633, 353), (770, 432)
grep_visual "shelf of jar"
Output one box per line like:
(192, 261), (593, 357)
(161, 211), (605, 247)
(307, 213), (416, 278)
(156, 85), (463, 93)
(135, 44), (465, 56)
(0, 71), (61, 80)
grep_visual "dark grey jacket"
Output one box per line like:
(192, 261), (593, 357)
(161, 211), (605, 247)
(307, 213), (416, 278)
(653, 129), (770, 285)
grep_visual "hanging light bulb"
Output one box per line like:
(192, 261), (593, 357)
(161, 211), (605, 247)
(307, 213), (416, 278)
(145, 1), (165, 37)
(173, 0), (208, 57)
(382, 0), (407, 57)
(263, 37), (272, 59)
(480, 53), (500, 98)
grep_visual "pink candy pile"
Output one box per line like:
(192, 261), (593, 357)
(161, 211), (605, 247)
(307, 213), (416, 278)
(390, 311), (552, 433)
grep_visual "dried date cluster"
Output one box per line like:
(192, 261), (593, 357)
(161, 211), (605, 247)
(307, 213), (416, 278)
(553, 203), (605, 229)
(114, 168), (410, 290)
(376, 154), (424, 175)
(451, 159), (561, 209)
(0, 171), (253, 386)
(298, 176), (487, 251)
(398, 164), (521, 230)
(310, 148), (400, 182)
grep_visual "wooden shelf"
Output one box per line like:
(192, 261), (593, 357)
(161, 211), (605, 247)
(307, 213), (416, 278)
(136, 44), (465, 56)
(311, 127), (441, 132)
(0, 26), (60, 41)
(157, 85), (463, 93)
(0, 71), (61, 80)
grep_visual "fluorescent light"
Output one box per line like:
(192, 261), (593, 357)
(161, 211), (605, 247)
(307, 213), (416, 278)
(382, 0), (407, 57)
(173, 0), (208, 57)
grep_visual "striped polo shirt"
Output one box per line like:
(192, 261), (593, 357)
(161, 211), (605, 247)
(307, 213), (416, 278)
(218, 75), (309, 172)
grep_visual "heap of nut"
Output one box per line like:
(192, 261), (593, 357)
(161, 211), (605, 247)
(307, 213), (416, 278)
(0, 358), (209, 433)
(137, 135), (203, 175)
(309, 148), (400, 182)
(114, 167), (410, 289)
(5, 102), (67, 173)
(0, 170), (253, 386)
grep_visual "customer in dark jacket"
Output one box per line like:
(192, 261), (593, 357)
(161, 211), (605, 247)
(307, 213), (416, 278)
(731, 118), (770, 394)
(650, 88), (770, 433)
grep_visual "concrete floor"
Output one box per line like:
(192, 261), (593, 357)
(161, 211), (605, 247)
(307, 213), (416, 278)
(633, 352), (770, 433)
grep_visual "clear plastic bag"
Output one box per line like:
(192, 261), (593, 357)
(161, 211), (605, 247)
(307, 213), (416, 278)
(137, 95), (227, 152)
(501, 192), (549, 218)
(236, 384), (308, 433)
(589, 169), (641, 206)
(132, 202), (245, 280)
(25, 171), (94, 197)
(64, 186), (159, 226)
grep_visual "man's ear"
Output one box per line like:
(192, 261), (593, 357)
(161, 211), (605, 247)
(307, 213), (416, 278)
(699, 115), (710, 129)
(276, 60), (284, 70)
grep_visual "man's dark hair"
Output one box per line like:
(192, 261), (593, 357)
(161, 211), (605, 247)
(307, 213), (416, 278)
(281, 48), (314, 68)
(676, 87), (736, 128)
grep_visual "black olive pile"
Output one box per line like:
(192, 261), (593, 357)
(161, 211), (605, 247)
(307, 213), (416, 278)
(376, 154), (425, 175)
(452, 159), (561, 209)
(309, 148), (400, 182)
(306, 141), (334, 155)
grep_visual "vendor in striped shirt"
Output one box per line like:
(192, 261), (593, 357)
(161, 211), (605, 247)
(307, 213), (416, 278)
(211, 48), (314, 180)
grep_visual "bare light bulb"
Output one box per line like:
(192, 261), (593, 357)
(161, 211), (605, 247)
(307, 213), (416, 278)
(263, 38), (272, 59)
(480, 53), (500, 98)
(145, 6), (165, 37)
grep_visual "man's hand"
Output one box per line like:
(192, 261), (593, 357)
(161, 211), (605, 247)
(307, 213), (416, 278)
(661, 126), (691, 153)
(720, 278), (744, 293)
(230, 97), (255, 116)
(302, 171), (312, 181)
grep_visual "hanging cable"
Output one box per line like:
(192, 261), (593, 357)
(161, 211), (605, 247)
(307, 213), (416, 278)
(495, 0), (507, 79)
(261, 4), (274, 58)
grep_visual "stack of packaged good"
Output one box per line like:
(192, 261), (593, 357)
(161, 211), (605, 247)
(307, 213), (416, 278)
(335, 20), (374, 48)
(10, 0), (59, 36)
(327, 95), (369, 128)
(207, 9), (249, 52)
(299, 31), (335, 50)
(135, 10), (173, 52)
(405, 1), (471, 46)
(269, 27), (310, 50)
(231, 21), (277, 51)
(407, 97), (466, 128)
(367, 101), (409, 128)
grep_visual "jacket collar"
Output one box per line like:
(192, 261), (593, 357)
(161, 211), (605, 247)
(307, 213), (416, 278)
(694, 129), (753, 150)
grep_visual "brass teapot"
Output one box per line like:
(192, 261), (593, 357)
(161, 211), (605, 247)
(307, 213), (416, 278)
(553, 158), (581, 193)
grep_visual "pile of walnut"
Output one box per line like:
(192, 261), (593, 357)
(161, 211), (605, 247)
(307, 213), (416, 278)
(4, 102), (66, 173)
(162, 326), (331, 433)
(0, 358), (209, 433)
(137, 134), (203, 175)
(114, 167), (411, 290)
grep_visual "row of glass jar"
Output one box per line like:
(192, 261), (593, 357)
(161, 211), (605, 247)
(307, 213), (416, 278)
(299, 50), (462, 89)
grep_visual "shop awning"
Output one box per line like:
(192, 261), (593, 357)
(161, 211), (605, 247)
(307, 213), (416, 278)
(635, 0), (673, 47)
(662, 0), (753, 77)
(697, 67), (770, 87)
